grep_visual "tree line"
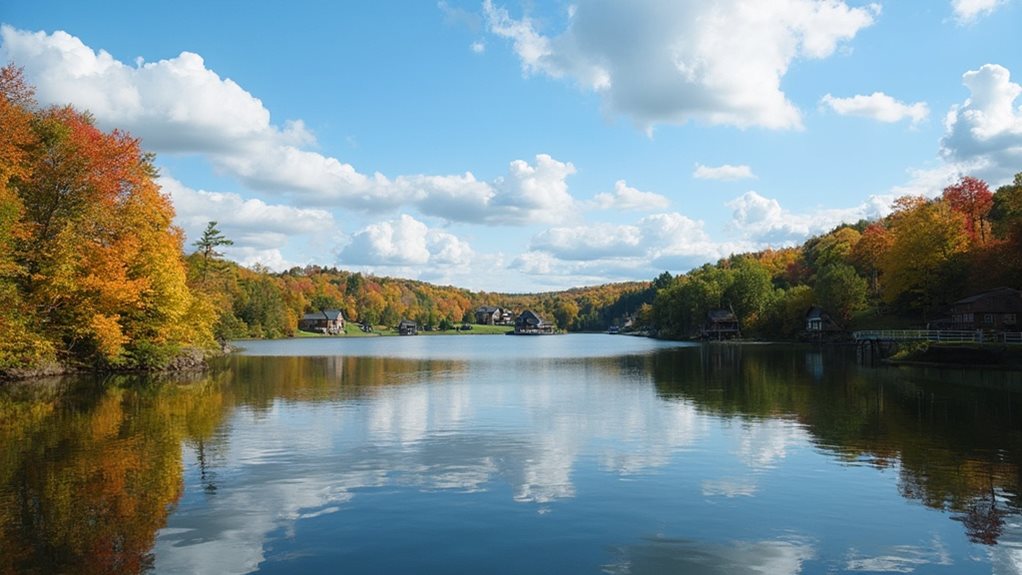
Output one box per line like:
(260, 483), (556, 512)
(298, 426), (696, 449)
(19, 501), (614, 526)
(6, 61), (1021, 374)
(189, 241), (651, 341)
(645, 173), (1022, 339)
(0, 65), (649, 373)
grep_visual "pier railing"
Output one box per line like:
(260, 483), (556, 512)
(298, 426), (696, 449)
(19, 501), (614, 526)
(853, 330), (1022, 344)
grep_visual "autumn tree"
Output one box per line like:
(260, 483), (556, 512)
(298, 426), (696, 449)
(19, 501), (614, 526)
(990, 173), (1022, 240)
(880, 197), (969, 316)
(805, 226), (861, 271)
(814, 263), (868, 324)
(0, 66), (53, 368)
(0, 68), (214, 370)
(851, 223), (892, 298)
(943, 176), (993, 244)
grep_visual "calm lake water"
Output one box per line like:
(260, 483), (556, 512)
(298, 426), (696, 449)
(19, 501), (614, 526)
(4, 334), (1022, 574)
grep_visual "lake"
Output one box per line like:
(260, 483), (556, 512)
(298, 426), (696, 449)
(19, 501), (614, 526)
(3, 334), (1022, 574)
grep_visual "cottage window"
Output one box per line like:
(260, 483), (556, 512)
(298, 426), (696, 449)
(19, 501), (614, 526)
(1006, 313), (1017, 325)
(963, 313), (974, 323)
(984, 314), (994, 324)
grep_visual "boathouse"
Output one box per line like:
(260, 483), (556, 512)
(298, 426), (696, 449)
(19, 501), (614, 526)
(514, 310), (554, 335)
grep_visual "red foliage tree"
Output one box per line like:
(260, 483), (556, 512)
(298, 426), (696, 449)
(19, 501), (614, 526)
(943, 176), (994, 244)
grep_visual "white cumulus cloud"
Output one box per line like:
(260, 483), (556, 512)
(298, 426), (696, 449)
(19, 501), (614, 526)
(940, 63), (1022, 185)
(821, 92), (930, 125)
(518, 211), (746, 280)
(727, 190), (882, 244)
(484, 0), (878, 130)
(693, 164), (757, 181)
(591, 180), (670, 211)
(951, 0), (1008, 23)
(160, 176), (336, 270)
(339, 214), (474, 267)
(0, 25), (579, 224)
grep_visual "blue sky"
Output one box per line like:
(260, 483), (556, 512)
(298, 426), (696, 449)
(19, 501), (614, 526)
(3, 0), (1021, 292)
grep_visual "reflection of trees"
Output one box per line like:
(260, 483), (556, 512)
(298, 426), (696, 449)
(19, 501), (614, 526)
(225, 354), (468, 410)
(651, 344), (1022, 545)
(0, 372), (231, 575)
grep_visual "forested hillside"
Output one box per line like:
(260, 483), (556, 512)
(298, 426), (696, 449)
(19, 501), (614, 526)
(646, 175), (1022, 339)
(189, 248), (652, 340)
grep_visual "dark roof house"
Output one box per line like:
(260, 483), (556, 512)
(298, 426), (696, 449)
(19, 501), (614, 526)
(950, 287), (1022, 331)
(514, 310), (554, 335)
(702, 309), (740, 340)
(805, 306), (841, 332)
(475, 306), (501, 325)
(398, 319), (418, 336)
(298, 309), (345, 335)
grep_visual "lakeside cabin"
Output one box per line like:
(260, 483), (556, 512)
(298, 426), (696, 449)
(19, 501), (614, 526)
(950, 287), (1022, 331)
(805, 306), (841, 333)
(298, 309), (345, 335)
(398, 319), (418, 336)
(514, 310), (555, 335)
(702, 309), (740, 340)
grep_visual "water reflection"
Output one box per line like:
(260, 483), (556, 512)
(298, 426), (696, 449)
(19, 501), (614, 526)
(604, 536), (815, 575)
(3, 339), (1022, 574)
(654, 344), (1022, 553)
(0, 372), (231, 575)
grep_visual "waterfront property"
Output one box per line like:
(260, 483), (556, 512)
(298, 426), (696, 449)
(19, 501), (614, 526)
(298, 309), (345, 334)
(514, 309), (554, 335)
(398, 319), (418, 335)
(950, 287), (1022, 331)
(805, 306), (841, 333)
(474, 305), (513, 325)
(701, 309), (740, 340)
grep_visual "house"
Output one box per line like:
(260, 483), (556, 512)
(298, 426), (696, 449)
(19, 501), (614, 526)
(398, 319), (418, 336)
(702, 309), (740, 340)
(475, 306), (501, 325)
(950, 287), (1022, 331)
(298, 309), (345, 335)
(475, 305), (513, 325)
(514, 310), (555, 335)
(805, 306), (841, 333)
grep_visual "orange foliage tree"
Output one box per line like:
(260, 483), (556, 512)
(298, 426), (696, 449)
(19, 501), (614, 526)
(0, 66), (213, 371)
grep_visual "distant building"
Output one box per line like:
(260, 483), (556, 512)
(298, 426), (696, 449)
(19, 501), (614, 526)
(398, 319), (418, 336)
(514, 310), (554, 335)
(950, 287), (1022, 331)
(298, 309), (345, 335)
(475, 305), (513, 325)
(805, 306), (841, 333)
(475, 306), (501, 325)
(702, 309), (740, 340)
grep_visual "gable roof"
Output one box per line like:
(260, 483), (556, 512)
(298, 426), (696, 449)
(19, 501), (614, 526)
(516, 309), (548, 325)
(954, 287), (1021, 304)
(805, 305), (829, 320)
(707, 309), (737, 322)
(952, 287), (1022, 313)
(301, 309), (344, 321)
